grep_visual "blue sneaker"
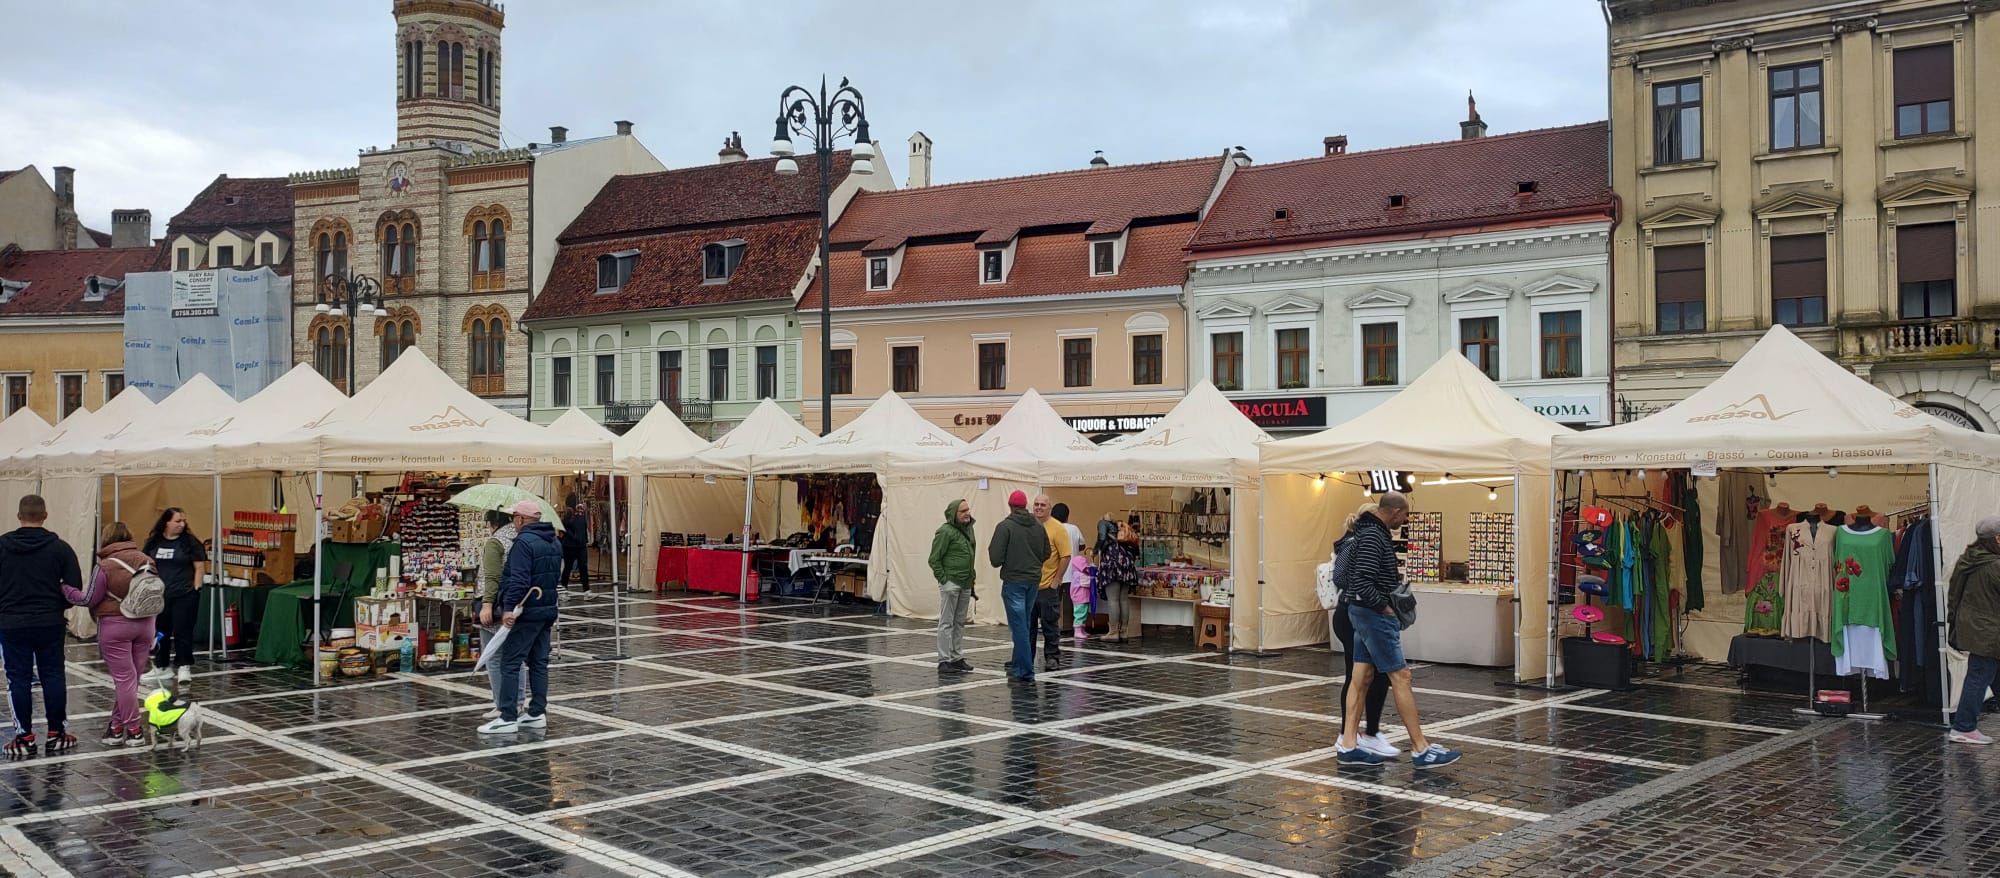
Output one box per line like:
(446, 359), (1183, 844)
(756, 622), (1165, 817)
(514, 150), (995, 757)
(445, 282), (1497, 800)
(1411, 744), (1463, 769)
(1335, 744), (1387, 766)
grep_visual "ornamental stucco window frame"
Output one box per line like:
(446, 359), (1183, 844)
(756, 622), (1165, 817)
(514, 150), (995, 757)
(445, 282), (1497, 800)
(828, 328), (856, 396)
(1197, 300), (1251, 390)
(1637, 205), (1719, 336)
(1525, 275), (1598, 381)
(1124, 311), (1169, 387)
(887, 336), (924, 394)
(1344, 289), (1407, 389)
(1264, 295), (1323, 391)
(972, 331), (1009, 391)
(1444, 283), (1512, 383)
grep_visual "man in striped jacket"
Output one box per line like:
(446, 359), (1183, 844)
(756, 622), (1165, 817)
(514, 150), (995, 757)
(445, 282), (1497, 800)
(1335, 492), (1462, 769)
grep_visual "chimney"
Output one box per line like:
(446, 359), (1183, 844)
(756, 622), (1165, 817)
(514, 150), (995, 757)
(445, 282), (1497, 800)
(1088, 150), (1109, 169)
(614, 119), (634, 136)
(1230, 145), (1252, 167)
(1461, 91), (1488, 140)
(907, 131), (933, 189)
(52, 166), (75, 207)
(548, 126), (568, 144)
(111, 209), (151, 249)
(1323, 136), (1348, 156)
(717, 131), (747, 163)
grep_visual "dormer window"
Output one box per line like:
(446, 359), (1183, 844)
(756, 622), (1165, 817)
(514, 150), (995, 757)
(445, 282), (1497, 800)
(1091, 240), (1118, 277)
(597, 250), (638, 293)
(981, 250), (1003, 283)
(1273, 208), (1290, 221)
(702, 240), (745, 283)
(1387, 194), (1407, 209)
(0, 280), (24, 305)
(215, 245), (235, 269)
(1517, 181), (1537, 195)
(83, 276), (120, 303)
(868, 257), (890, 290)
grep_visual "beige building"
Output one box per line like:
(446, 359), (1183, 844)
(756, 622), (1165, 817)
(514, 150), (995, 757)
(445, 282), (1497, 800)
(801, 151), (1236, 439)
(0, 245), (156, 423)
(289, 0), (662, 413)
(0, 165), (131, 252)
(1609, 0), (2000, 429)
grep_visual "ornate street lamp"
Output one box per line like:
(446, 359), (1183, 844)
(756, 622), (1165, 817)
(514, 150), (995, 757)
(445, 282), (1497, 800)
(771, 76), (874, 435)
(314, 271), (389, 396)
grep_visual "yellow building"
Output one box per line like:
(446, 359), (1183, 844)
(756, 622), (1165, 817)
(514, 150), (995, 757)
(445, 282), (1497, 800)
(0, 246), (155, 423)
(801, 152), (1237, 438)
(1609, 0), (2000, 429)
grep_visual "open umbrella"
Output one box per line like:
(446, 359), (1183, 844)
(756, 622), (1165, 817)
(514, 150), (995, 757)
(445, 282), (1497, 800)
(474, 587), (543, 671)
(447, 484), (564, 533)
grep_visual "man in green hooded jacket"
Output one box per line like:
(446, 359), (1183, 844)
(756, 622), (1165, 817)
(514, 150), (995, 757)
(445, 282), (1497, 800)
(930, 499), (977, 673)
(1947, 516), (2000, 744)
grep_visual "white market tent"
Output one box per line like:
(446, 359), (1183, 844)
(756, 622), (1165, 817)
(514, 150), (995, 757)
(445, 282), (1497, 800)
(761, 392), (970, 606)
(644, 400), (820, 598)
(37, 375), (239, 478)
(1552, 325), (2000, 718)
(548, 407), (618, 443)
(614, 402), (743, 591)
(120, 364), (348, 477)
(0, 410), (52, 521)
(1259, 354), (1568, 677)
(6, 388), (158, 547)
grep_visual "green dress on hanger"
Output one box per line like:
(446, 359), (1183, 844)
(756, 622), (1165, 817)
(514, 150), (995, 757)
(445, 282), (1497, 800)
(1646, 518), (1673, 661)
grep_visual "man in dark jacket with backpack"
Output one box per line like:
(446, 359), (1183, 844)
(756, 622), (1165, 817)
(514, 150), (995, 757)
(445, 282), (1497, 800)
(1334, 492), (1461, 769)
(0, 495), (84, 755)
(482, 501), (562, 734)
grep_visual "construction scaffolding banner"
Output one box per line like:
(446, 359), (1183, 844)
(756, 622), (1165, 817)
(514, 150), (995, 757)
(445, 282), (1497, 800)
(124, 268), (293, 401)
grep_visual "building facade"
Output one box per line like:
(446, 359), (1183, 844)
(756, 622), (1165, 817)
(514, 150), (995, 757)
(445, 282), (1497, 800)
(1185, 121), (1615, 433)
(0, 246), (156, 423)
(802, 150), (1237, 438)
(288, 0), (662, 413)
(1609, 0), (2000, 428)
(0, 165), (125, 252)
(524, 144), (889, 434)
(155, 175), (294, 275)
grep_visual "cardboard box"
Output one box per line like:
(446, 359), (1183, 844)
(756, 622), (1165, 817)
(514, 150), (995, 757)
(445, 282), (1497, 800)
(329, 516), (386, 544)
(355, 597), (416, 651)
(834, 573), (864, 595)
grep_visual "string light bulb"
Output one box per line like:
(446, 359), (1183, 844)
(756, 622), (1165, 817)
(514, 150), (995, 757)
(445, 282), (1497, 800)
(1827, 467), (1838, 479)
(1488, 488), (1498, 502)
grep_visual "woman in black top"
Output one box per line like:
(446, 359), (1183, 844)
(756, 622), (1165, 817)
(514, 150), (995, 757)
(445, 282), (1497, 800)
(144, 507), (208, 684)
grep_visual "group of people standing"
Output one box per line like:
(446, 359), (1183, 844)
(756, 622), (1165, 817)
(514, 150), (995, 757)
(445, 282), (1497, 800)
(0, 496), (208, 753)
(928, 491), (1143, 682)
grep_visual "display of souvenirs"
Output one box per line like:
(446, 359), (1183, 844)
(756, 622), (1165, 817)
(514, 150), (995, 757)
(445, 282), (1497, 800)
(1402, 512), (1443, 583)
(1467, 512), (1516, 584)
(1136, 565), (1228, 601)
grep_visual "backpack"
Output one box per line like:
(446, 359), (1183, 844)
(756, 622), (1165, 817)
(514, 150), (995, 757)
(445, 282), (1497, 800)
(108, 556), (166, 619)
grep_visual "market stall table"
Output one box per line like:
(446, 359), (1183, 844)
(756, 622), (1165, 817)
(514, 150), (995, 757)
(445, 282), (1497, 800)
(255, 540), (400, 669)
(1398, 582), (1514, 667)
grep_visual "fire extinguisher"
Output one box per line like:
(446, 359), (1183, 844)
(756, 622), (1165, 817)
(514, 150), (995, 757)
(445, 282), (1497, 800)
(223, 606), (242, 647)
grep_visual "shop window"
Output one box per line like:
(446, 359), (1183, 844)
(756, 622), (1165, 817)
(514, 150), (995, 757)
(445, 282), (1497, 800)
(1132, 334), (1163, 386)
(1771, 234), (1828, 326)
(1540, 311), (1582, 379)
(658, 350), (682, 404)
(978, 342), (1006, 391)
(1276, 328), (1310, 388)
(1653, 79), (1702, 165)
(1360, 324), (1397, 386)
(1769, 63), (1823, 151)
(551, 356), (572, 407)
(1894, 44), (1953, 138)
(1211, 332), (1242, 390)
(1654, 243), (1706, 334)
(1460, 316), (1499, 380)
(830, 348), (852, 395)
(1897, 223), (1956, 320)
(1063, 338), (1092, 388)
(756, 345), (777, 399)
(708, 348), (730, 400)
(892, 345), (921, 393)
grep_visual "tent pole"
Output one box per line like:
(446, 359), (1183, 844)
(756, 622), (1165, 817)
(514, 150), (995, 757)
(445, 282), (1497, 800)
(1512, 471), (1523, 684)
(1546, 467), (1560, 690)
(209, 474), (221, 661)
(739, 472), (755, 603)
(1233, 480), (1278, 657)
(311, 470), (324, 688)
(1932, 463), (1953, 728)
(603, 472), (628, 659)
(112, 474), (120, 520)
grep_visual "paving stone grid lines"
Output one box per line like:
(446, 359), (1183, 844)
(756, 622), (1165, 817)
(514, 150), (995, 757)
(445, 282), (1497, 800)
(0, 591), (1969, 878)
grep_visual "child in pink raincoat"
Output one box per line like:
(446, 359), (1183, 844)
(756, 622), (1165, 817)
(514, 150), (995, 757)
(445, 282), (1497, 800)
(1069, 554), (1095, 639)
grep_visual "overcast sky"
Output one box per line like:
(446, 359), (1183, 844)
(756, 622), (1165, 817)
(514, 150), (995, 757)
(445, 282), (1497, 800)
(0, 0), (1607, 236)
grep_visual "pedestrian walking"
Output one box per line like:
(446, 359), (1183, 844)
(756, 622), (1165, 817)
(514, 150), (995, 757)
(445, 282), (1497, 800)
(560, 494), (589, 593)
(475, 509), (521, 720)
(1032, 495), (1072, 671)
(63, 522), (157, 747)
(481, 501), (561, 734)
(144, 507), (208, 686)
(0, 495), (84, 755)
(1054, 503), (1087, 639)
(988, 490), (1050, 683)
(1946, 516), (2000, 744)
(1330, 503), (1397, 759)
(1334, 492), (1462, 769)
(929, 499), (977, 673)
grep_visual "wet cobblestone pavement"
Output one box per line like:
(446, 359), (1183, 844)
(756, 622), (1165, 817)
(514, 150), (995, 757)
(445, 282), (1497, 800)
(0, 593), (1989, 877)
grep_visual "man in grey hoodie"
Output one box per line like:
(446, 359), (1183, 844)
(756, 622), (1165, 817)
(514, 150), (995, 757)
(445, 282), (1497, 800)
(987, 490), (1050, 682)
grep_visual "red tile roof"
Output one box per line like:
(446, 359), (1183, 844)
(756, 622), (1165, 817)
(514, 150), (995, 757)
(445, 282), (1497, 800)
(1186, 123), (1611, 253)
(830, 156), (1223, 246)
(801, 221), (1195, 309)
(525, 219), (819, 321)
(163, 175), (295, 234)
(0, 246), (156, 317)
(557, 153), (850, 243)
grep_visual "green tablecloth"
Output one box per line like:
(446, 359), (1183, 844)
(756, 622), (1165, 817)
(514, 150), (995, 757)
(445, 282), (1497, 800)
(255, 540), (400, 669)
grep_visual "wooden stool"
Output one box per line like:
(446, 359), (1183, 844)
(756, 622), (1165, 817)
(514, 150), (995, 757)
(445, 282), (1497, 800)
(1195, 603), (1230, 652)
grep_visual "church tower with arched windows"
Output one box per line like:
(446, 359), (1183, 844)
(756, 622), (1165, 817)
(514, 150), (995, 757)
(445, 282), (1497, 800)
(393, 0), (503, 151)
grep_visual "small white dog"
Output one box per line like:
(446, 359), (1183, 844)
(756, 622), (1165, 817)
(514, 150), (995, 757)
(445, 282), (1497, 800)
(142, 680), (204, 751)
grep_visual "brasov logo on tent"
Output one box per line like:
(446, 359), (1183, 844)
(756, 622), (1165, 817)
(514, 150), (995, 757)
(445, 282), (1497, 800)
(408, 406), (490, 433)
(1685, 394), (1804, 424)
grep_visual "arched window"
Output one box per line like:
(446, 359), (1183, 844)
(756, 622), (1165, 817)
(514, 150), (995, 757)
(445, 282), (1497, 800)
(434, 41), (447, 97)
(450, 42), (464, 98)
(490, 218), (505, 269)
(380, 318), (416, 368)
(471, 220), (489, 274)
(317, 232), (333, 278)
(470, 318), (488, 384)
(313, 318), (351, 393)
(399, 222), (416, 279)
(378, 213), (419, 291)
(465, 306), (509, 394)
(382, 225), (401, 276)
(465, 206), (511, 291)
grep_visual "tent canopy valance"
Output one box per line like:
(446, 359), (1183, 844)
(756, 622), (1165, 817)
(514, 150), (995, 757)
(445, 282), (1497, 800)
(120, 364), (348, 476)
(1261, 353), (1572, 477)
(1042, 381), (1270, 487)
(1550, 325), (2000, 471)
(0, 387), (157, 481)
(893, 389), (1100, 485)
(756, 391), (967, 475)
(37, 375), (239, 478)
(613, 401), (712, 475)
(681, 399), (821, 476)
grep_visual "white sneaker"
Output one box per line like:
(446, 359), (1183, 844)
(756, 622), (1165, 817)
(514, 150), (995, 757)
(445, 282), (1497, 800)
(175, 665), (193, 684)
(1357, 733), (1403, 758)
(1948, 729), (1994, 745)
(476, 717), (518, 734)
(518, 714), (546, 729)
(144, 667), (169, 688)
(481, 707), (501, 720)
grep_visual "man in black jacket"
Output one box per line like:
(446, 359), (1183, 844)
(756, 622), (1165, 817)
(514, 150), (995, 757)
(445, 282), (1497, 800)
(0, 495), (84, 755)
(559, 495), (588, 594)
(1334, 492), (1461, 769)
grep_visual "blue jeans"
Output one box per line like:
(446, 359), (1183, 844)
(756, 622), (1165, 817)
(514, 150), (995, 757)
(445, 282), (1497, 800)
(496, 616), (553, 722)
(1001, 582), (1037, 680)
(1346, 603), (1407, 674)
(1953, 653), (1999, 732)
(0, 625), (67, 735)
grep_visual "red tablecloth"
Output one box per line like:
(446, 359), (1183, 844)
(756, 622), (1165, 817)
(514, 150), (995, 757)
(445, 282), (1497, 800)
(687, 547), (753, 595)
(656, 547), (689, 586)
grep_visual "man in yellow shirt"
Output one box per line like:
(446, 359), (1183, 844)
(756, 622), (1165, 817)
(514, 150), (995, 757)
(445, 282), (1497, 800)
(1032, 494), (1071, 671)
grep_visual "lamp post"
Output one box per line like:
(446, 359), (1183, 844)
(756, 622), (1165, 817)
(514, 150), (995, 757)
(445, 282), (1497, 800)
(770, 76), (875, 435)
(314, 271), (388, 396)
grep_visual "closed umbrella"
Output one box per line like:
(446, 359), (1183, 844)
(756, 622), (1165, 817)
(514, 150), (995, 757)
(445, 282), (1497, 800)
(474, 587), (543, 672)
